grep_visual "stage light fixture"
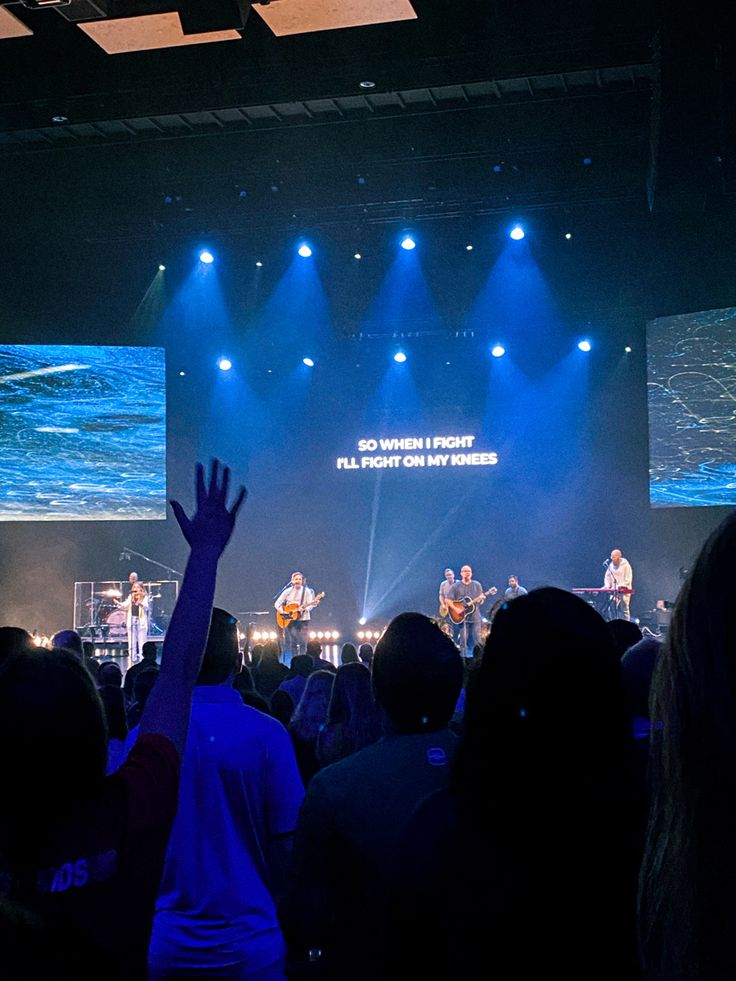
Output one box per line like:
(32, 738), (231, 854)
(400, 234), (416, 251)
(158, 263), (166, 271)
(577, 340), (592, 353)
(565, 232), (572, 240)
(509, 224), (525, 241)
(255, 260), (263, 268)
(394, 351), (407, 363)
(199, 250), (214, 264)
(465, 244), (474, 251)
(358, 617), (367, 626)
(303, 357), (315, 367)
(354, 252), (362, 260)
(491, 344), (506, 358)
(625, 346), (632, 353)
(217, 357), (232, 371)
(179, 370), (186, 377)
(298, 243), (312, 258)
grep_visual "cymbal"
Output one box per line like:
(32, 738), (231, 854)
(96, 589), (121, 597)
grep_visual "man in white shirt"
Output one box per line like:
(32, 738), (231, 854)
(603, 549), (633, 621)
(274, 572), (320, 657)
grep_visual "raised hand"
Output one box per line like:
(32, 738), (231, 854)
(169, 459), (246, 557)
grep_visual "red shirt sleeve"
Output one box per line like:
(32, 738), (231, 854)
(112, 732), (180, 832)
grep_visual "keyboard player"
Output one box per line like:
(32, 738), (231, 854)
(603, 549), (633, 620)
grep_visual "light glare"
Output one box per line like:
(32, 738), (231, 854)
(509, 224), (525, 241)
(394, 351), (407, 363)
(491, 344), (506, 358)
(298, 243), (312, 258)
(218, 358), (232, 371)
(578, 340), (592, 353)
(199, 250), (214, 264)
(400, 235), (416, 251)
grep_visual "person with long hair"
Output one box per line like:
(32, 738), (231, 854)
(288, 670), (334, 785)
(317, 662), (383, 767)
(639, 512), (736, 981)
(388, 589), (641, 980)
(0, 460), (245, 979)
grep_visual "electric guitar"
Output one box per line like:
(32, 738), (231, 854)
(276, 591), (325, 629)
(446, 586), (497, 624)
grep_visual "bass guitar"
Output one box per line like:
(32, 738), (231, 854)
(446, 587), (497, 624)
(277, 592), (325, 629)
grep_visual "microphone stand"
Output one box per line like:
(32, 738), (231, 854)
(602, 559), (619, 621)
(121, 547), (184, 579)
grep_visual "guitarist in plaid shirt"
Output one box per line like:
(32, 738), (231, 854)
(275, 572), (321, 657)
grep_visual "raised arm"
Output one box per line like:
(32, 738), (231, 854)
(139, 460), (246, 755)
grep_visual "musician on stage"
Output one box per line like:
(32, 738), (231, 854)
(446, 565), (488, 658)
(438, 568), (455, 623)
(116, 580), (150, 663)
(275, 571), (320, 657)
(603, 549), (633, 621)
(504, 575), (528, 599)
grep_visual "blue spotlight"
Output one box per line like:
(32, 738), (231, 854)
(217, 357), (232, 371)
(400, 234), (416, 251)
(491, 344), (506, 358)
(298, 243), (313, 258)
(394, 351), (407, 363)
(509, 224), (525, 241)
(303, 357), (315, 367)
(577, 340), (592, 353)
(199, 250), (214, 264)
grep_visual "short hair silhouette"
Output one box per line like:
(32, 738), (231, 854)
(372, 612), (463, 734)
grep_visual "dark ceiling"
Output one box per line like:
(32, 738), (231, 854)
(0, 0), (732, 243)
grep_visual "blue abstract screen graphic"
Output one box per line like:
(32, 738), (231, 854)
(0, 345), (166, 520)
(648, 307), (736, 507)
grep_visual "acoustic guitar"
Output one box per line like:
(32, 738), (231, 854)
(446, 586), (497, 624)
(277, 591), (325, 629)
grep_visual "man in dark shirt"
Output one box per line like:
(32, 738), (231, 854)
(446, 565), (493, 657)
(282, 612), (463, 980)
